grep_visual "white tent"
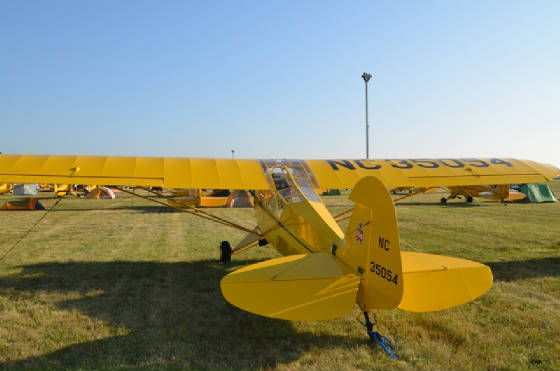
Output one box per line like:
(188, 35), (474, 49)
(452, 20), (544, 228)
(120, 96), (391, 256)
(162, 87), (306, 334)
(13, 183), (39, 195)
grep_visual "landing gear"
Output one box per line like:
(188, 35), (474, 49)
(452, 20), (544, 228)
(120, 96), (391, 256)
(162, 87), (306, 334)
(220, 241), (232, 263)
(440, 197), (447, 204)
(466, 196), (473, 203)
(361, 312), (397, 358)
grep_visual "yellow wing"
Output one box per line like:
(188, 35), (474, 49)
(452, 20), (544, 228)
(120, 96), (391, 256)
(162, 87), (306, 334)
(306, 158), (560, 189)
(0, 155), (558, 190)
(0, 154), (271, 190)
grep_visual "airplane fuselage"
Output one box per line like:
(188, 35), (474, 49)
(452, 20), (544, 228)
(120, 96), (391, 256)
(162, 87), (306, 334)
(253, 160), (344, 256)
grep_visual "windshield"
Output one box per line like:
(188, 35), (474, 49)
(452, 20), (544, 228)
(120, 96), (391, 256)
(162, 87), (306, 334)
(260, 160), (321, 203)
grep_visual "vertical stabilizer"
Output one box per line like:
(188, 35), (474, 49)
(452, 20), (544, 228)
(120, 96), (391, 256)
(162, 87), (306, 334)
(338, 176), (403, 310)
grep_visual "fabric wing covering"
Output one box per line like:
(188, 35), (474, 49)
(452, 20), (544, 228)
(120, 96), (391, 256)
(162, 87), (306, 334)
(305, 158), (560, 189)
(0, 155), (558, 190)
(0, 155), (271, 190)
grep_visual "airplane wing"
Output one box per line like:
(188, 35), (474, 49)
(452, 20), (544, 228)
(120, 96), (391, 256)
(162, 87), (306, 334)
(0, 154), (271, 190)
(306, 158), (560, 189)
(0, 155), (558, 190)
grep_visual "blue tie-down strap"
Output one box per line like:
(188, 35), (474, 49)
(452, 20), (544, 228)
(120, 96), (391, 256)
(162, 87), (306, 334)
(367, 328), (397, 359)
(363, 312), (398, 359)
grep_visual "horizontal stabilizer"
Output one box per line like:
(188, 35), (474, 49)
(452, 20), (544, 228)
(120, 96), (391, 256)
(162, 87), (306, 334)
(398, 252), (492, 312)
(220, 253), (360, 321)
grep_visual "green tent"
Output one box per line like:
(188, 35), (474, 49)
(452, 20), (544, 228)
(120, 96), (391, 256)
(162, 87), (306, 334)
(321, 189), (341, 196)
(516, 184), (557, 203)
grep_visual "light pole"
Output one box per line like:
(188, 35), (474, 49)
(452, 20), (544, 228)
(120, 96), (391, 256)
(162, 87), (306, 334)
(362, 72), (372, 159)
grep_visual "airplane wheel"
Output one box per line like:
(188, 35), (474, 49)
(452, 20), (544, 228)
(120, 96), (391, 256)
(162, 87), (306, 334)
(440, 197), (447, 204)
(220, 241), (232, 263)
(466, 196), (473, 203)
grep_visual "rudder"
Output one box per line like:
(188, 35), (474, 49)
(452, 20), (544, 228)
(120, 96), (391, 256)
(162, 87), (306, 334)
(338, 176), (403, 311)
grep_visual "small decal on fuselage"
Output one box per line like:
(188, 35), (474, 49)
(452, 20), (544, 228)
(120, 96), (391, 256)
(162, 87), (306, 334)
(356, 223), (364, 244)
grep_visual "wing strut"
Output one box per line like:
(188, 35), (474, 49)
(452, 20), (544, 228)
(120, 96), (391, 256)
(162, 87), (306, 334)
(392, 187), (433, 202)
(333, 207), (353, 223)
(116, 187), (260, 236)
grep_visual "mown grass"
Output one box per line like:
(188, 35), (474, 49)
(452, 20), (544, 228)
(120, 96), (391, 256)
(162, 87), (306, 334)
(0, 184), (558, 370)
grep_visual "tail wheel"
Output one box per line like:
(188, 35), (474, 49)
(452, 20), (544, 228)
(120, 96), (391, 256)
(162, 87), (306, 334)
(220, 241), (232, 263)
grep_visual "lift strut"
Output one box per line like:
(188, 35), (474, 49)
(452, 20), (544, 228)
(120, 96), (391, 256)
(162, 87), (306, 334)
(116, 187), (259, 235)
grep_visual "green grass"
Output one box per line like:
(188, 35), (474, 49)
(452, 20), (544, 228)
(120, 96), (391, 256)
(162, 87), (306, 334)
(0, 185), (559, 370)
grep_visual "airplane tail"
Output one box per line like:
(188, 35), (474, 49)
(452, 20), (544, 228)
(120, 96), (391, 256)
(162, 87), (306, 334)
(220, 253), (360, 320)
(220, 176), (493, 321)
(339, 176), (404, 311)
(219, 176), (400, 321)
(341, 176), (493, 313)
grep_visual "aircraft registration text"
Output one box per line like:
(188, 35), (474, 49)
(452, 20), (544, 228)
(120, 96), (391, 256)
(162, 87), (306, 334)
(369, 260), (399, 285)
(378, 237), (390, 251)
(327, 158), (513, 171)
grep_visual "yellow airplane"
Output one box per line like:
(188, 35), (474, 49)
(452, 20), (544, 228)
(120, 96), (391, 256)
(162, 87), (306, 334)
(54, 183), (75, 196)
(392, 184), (527, 203)
(168, 189), (253, 208)
(0, 155), (558, 354)
(441, 185), (526, 203)
(0, 183), (12, 194)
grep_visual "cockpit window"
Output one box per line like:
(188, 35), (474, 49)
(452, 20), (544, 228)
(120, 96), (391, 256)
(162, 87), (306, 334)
(260, 160), (321, 203)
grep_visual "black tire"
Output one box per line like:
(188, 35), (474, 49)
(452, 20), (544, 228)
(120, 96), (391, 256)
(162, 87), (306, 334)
(220, 241), (232, 263)
(466, 196), (473, 203)
(440, 197), (447, 204)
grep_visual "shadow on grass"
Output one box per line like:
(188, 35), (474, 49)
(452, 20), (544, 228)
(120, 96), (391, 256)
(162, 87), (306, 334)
(327, 201), (488, 208)
(0, 260), (362, 370)
(486, 257), (560, 282)
(394, 202), (487, 207)
(46, 205), (178, 213)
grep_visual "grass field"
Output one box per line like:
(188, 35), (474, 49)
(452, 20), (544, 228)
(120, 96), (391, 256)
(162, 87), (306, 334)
(0, 184), (559, 370)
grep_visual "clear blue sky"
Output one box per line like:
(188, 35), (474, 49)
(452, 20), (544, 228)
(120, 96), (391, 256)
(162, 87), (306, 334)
(1, 1), (558, 167)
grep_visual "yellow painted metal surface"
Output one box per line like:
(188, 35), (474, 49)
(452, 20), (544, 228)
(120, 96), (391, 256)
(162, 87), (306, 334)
(199, 196), (228, 207)
(253, 191), (344, 256)
(506, 190), (526, 201)
(286, 200), (344, 250)
(54, 184), (74, 196)
(397, 251), (492, 312)
(220, 253), (360, 320)
(0, 183), (10, 194)
(338, 176), (404, 310)
(448, 185), (510, 200)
